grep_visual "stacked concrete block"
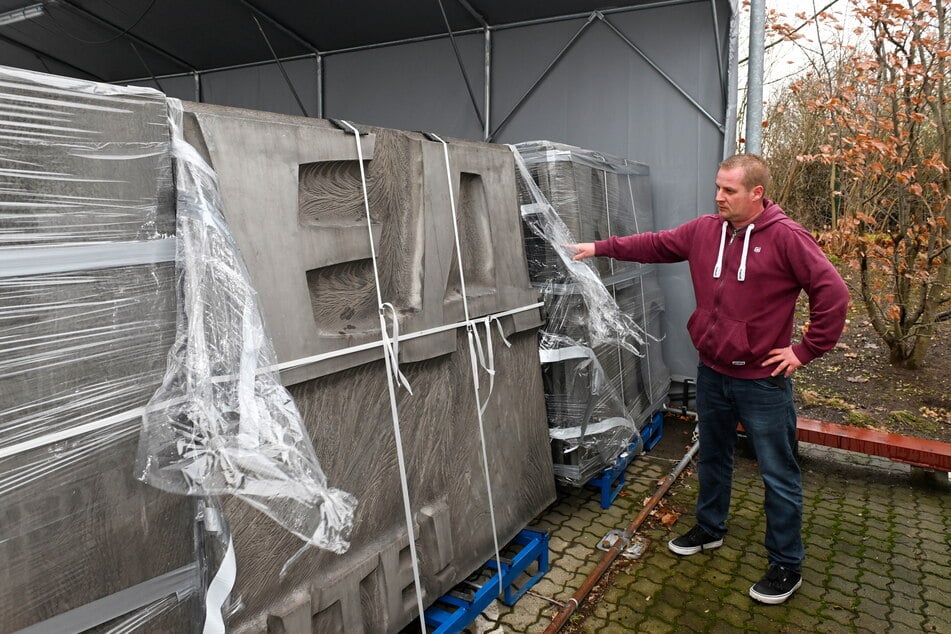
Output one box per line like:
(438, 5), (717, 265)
(0, 68), (197, 629)
(515, 141), (671, 486)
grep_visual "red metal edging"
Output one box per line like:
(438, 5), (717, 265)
(796, 417), (951, 472)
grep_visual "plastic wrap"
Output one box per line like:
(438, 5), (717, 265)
(135, 99), (357, 553)
(0, 65), (355, 632)
(512, 141), (671, 486)
(0, 65), (200, 631)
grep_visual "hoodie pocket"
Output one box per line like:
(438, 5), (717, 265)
(687, 309), (754, 365)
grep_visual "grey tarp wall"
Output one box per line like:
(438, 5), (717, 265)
(88, 0), (737, 382)
(125, 0), (737, 383)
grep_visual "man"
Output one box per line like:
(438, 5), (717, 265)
(569, 154), (848, 604)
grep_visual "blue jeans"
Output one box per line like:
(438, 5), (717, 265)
(694, 363), (804, 571)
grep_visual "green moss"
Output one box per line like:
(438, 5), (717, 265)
(888, 410), (939, 434)
(845, 410), (880, 427)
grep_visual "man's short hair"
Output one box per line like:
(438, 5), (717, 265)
(720, 154), (770, 192)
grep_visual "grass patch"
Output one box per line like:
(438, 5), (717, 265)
(798, 389), (852, 411)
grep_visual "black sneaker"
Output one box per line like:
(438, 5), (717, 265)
(667, 525), (723, 555)
(749, 564), (802, 604)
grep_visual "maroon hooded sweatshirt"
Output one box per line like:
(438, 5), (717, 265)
(594, 198), (849, 380)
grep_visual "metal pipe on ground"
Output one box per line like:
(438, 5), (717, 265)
(543, 439), (700, 634)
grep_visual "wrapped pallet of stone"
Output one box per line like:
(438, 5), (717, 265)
(0, 67), (356, 632)
(178, 103), (555, 633)
(512, 141), (670, 486)
(0, 67), (202, 631)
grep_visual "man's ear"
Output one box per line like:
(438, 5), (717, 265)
(751, 185), (764, 201)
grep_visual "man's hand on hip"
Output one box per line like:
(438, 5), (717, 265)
(764, 346), (802, 378)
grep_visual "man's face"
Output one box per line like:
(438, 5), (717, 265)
(715, 166), (763, 227)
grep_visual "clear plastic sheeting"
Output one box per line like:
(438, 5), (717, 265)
(135, 99), (357, 553)
(538, 333), (640, 485)
(512, 141), (670, 486)
(512, 159), (650, 358)
(0, 65), (194, 631)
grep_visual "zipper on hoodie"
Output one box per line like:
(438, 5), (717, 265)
(712, 225), (745, 340)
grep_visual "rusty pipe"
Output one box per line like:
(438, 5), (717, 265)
(543, 439), (700, 633)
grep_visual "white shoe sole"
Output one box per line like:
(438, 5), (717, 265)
(667, 538), (723, 556)
(749, 577), (802, 604)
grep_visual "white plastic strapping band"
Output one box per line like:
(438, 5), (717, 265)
(548, 416), (636, 442)
(340, 119), (426, 631)
(202, 536), (236, 634)
(0, 238), (176, 278)
(432, 132), (504, 594)
(0, 304), (542, 461)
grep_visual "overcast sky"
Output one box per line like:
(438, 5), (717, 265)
(738, 0), (855, 103)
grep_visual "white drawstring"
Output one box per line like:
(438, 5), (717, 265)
(712, 220), (727, 279)
(713, 220), (754, 281)
(737, 223), (754, 282)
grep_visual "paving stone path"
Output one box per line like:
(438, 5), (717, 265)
(467, 418), (951, 633)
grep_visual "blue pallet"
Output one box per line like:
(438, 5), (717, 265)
(642, 411), (664, 452)
(588, 441), (639, 509)
(588, 412), (664, 509)
(424, 529), (549, 634)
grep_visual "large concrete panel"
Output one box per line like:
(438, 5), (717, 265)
(180, 102), (554, 632)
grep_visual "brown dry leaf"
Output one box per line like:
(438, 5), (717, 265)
(846, 375), (869, 383)
(660, 512), (680, 526)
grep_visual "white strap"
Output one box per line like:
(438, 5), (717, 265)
(431, 132), (504, 594)
(340, 120), (426, 630)
(737, 223), (754, 281)
(202, 536), (236, 634)
(0, 304), (544, 462)
(490, 315), (513, 348)
(0, 238), (176, 278)
(479, 320), (496, 416)
(381, 302), (413, 395)
(274, 301), (541, 374)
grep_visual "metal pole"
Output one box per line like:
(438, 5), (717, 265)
(0, 32), (104, 80)
(710, 0), (727, 107)
(745, 0), (766, 154)
(115, 0), (704, 85)
(483, 27), (491, 142)
(488, 13), (597, 141)
(598, 13), (724, 132)
(316, 54), (324, 119)
(251, 14), (309, 117)
(58, 0), (195, 73)
(723, 0), (740, 158)
(193, 71), (201, 102)
(543, 438), (701, 633)
(129, 41), (163, 92)
(436, 0), (485, 130)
